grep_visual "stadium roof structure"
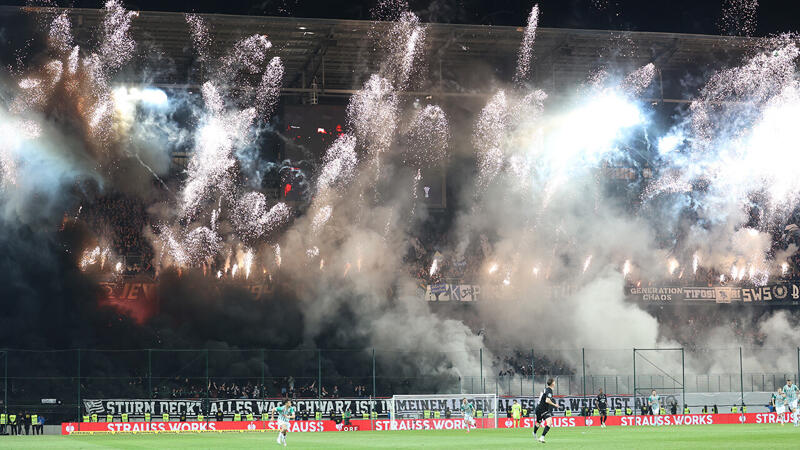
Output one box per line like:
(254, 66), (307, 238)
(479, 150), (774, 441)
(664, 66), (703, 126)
(0, 6), (768, 103)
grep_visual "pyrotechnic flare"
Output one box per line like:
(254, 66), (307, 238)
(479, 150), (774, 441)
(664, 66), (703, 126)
(668, 258), (679, 276)
(429, 258), (439, 277)
(244, 249), (254, 279)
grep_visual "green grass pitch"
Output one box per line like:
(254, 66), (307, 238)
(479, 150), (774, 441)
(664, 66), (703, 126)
(1, 424), (797, 449)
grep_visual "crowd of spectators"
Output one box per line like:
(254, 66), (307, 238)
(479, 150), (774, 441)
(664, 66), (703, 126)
(495, 350), (575, 378)
(144, 378), (373, 400)
(655, 308), (770, 350)
(77, 193), (154, 277)
(405, 225), (486, 285)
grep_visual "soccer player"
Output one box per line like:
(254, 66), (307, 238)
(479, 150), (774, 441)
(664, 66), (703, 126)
(649, 390), (660, 417)
(533, 378), (562, 443)
(783, 379), (799, 426)
(271, 400), (295, 446)
(511, 400), (522, 428)
(597, 388), (608, 428)
(460, 398), (476, 432)
(773, 387), (786, 425)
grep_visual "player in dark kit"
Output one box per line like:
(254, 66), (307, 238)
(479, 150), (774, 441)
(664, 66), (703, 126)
(597, 388), (608, 427)
(533, 378), (563, 443)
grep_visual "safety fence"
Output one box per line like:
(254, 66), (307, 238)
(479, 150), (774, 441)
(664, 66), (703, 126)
(0, 347), (797, 423)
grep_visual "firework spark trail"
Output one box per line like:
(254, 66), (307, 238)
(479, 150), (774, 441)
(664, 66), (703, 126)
(186, 14), (212, 62)
(409, 169), (422, 217)
(315, 134), (358, 196)
(404, 104), (449, 215)
(404, 105), (450, 169)
(514, 5), (540, 86)
(474, 91), (508, 195)
(621, 63), (656, 95)
(347, 75), (398, 159)
(221, 34), (273, 78)
(257, 57), (284, 117)
(48, 12), (73, 53)
(312, 205), (333, 235)
(381, 11), (426, 89)
(98, 0), (138, 72)
(232, 192), (292, 240)
(183, 226), (222, 265)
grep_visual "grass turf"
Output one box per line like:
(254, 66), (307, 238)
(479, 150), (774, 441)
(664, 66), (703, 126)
(1, 424), (797, 449)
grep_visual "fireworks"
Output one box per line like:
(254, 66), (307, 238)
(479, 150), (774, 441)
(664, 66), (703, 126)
(6, 1), (800, 301)
(312, 205), (333, 234)
(98, 1), (138, 72)
(381, 11), (426, 89)
(233, 193), (292, 240)
(514, 5), (539, 85)
(347, 75), (398, 158)
(186, 14), (212, 62)
(184, 226), (222, 265)
(621, 63), (656, 95)
(316, 135), (358, 195)
(474, 91), (508, 193)
(48, 12), (73, 53)
(257, 57), (284, 118)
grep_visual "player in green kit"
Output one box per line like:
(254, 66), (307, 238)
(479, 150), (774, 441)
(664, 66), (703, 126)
(773, 387), (787, 425)
(511, 400), (522, 428)
(271, 400), (295, 446)
(648, 390), (660, 422)
(783, 379), (799, 426)
(460, 398), (476, 432)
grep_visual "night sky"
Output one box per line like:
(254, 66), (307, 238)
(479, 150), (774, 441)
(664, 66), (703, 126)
(1, 1), (799, 36)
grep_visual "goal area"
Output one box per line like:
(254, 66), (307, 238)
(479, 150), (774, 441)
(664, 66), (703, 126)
(389, 394), (498, 430)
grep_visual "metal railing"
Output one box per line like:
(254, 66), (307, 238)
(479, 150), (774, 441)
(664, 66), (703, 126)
(1, 346), (797, 422)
